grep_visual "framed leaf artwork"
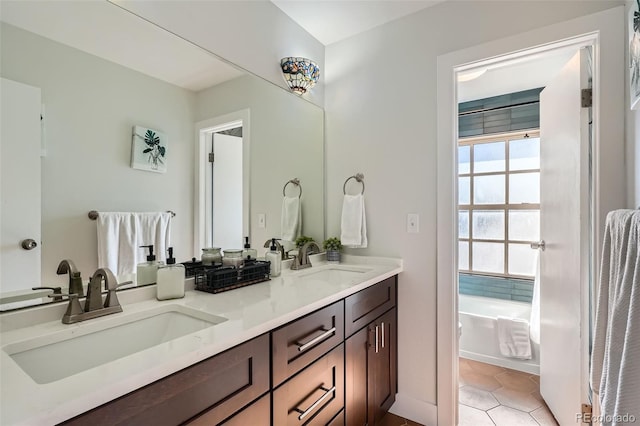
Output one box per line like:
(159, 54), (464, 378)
(131, 125), (167, 173)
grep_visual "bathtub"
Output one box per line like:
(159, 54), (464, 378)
(459, 294), (540, 375)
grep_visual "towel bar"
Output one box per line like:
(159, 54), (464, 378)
(282, 178), (302, 198)
(88, 210), (176, 220)
(343, 173), (365, 195)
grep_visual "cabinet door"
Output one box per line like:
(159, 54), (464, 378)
(273, 344), (344, 425)
(345, 325), (370, 426)
(368, 308), (397, 426)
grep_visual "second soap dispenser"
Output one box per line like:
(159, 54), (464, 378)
(242, 236), (257, 261)
(157, 247), (185, 300)
(137, 245), (160, 285)
(265, 238), (282, 277)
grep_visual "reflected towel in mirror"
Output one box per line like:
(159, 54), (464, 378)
(96, 212), (172, 279)
(281, 196), (301, 242)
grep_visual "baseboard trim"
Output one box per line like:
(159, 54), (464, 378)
(389, 393), (438, 426)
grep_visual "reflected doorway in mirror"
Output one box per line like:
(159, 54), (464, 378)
(131, 125), (167, 173)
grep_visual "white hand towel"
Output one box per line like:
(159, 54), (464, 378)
(591, 210), (640, 423)
(497, 316), (532, 359)
(341, 194), (367, 248)
(97, 213), (137, 279)
(281, 196), (301, 242)
(96, 212), (172, 280)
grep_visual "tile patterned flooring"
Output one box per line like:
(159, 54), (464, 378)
(380, 358), (559, 425)
(458, 357), (559, 426)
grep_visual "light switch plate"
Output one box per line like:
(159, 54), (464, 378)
(258, 213), (266, 229)
(407, 213), (419, 233)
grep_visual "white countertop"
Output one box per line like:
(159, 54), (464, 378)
(0, 255), (402, 426)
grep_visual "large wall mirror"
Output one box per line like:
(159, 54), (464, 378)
(0, 1), (324, 311)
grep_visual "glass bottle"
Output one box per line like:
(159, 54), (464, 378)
(222, 249), (244, 268)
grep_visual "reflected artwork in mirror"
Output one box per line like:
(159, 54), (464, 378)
(0, 1), (324, 311)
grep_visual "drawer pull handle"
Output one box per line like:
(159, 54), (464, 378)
(294, 385), (336, 421)
(296, 327), (336, 352)
(375, 325), (380, 353)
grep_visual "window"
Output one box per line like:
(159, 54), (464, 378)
(458, 131), (540, 279)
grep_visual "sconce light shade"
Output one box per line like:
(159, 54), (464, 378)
(280, 57), (320, 95)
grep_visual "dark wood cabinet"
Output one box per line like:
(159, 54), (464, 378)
(60, 275), (398, 426)
(60, 334), (270, 426)
(345, 277), (397, 426)
(273, 344), (345, 425)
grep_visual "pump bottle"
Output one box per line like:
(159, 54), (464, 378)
(137, 245), (160, 285)
(242, 236), (258, 261)
(265, 238), (282, 277)
(156, 247), (185, 300)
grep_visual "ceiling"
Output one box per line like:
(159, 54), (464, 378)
(0, 0), (244, 92)
(271, 0), (442, 46)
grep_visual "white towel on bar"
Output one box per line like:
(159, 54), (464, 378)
(497, 316), (532, 359)
(281, 196), (301, 242)
(341, 194), (367, 248)
(96, 212), (172, 280)
(591, 210), (640, 424)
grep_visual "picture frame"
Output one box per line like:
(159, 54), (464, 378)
(130, 125), (167, 173)
(630, 0), (640, 110)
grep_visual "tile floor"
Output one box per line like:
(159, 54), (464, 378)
(380, 357), (558, 426)
(458, 357), (559, 426)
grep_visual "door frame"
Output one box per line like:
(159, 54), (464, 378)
(435, 8), (624, 425)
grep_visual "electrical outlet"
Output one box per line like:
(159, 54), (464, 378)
(257, 213), (266, 229)
(407, 213), (419, 233)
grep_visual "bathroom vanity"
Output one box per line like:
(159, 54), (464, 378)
(0, 255), (402, 425)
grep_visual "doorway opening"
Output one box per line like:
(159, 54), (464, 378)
(438, 33), (598, 426)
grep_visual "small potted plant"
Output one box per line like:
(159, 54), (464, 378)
(295, 235), (314, 248)
(323, 237), (342, 263)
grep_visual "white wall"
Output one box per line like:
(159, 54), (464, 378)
(627, 0), (640, 208)
(114, 0), (326, 108)
(1, 23), (196, 287)
(325, 1), (624, 423)
(196, 75), (324, 254)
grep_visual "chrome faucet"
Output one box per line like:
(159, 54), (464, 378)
(50, 267), (127, 324)
(291, 241), (321, 270)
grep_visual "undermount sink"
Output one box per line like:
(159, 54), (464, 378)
(4, 305), (227, 384)
(295, 265), (373, 284)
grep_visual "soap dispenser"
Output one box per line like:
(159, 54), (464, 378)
(242, 236), (257, 261)
(137, 245), (160, 286)
(156, 247), (185, 300)
(265, 238), (282, 277)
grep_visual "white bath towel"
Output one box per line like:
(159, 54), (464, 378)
(529, 251), (541, 345)
(497, 316), (532, 359)
(341, 194), (367, 248)
(281, 196), (301, 242)
(591, 210), (640, 424)
(96, 212), (172, 280)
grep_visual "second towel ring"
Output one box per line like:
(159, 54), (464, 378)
(343, 173), (365, 195)
(283, 178), (302, 198)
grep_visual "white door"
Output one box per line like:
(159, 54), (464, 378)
(209, 132), (243, 249)
(538, 48), (591, 424)
(0, 78), (42, 293)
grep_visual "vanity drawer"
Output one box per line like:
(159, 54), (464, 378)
(272, 300), (344, 387)
(345, 276), (396, 337)
(187, 393), (270, 426)
(273, 344), (345, 425)
(60, 334), (269, 426)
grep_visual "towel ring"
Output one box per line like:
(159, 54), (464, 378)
(282, 178), (302, 198)
(88, 210), (176, 220)
(343, 173), (365, 195)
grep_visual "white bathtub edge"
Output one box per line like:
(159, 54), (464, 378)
(460, 350), (540, 375)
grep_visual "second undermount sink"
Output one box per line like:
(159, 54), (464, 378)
(295, 265), (373, 284)
(4, 305), (227, 384)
